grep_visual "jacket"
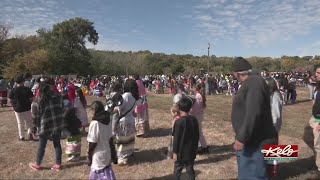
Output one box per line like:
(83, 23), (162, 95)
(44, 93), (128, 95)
(33, 94), (65, 136)
(231, 75), (278, 147)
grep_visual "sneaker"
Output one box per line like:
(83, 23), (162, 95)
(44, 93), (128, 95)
(197, 146), (210, 154)
(29, 162), (41, 170)
(51, 164), (62, 171)
(19, 137), (25, 141)
(118, 160), (128, 166)
(67, 156), (80, 162)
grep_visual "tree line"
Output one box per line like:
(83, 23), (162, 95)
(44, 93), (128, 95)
(1, 17), (320, 79)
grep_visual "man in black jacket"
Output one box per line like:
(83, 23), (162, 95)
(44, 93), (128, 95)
(231, 57), (278, 180)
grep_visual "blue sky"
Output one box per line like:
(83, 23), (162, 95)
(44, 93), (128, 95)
(1, 0), (320, 57)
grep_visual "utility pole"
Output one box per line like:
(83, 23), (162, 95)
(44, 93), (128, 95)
(207, 43), (210, 74)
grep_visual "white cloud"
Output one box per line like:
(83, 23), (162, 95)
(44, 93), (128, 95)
(0, 0), (74, 36)
(189, 0), (320, 46)
(299, 41), (320, 56)
(196, 15), (212, 22)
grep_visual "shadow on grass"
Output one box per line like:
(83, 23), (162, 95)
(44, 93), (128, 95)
(274, 157), (316, 180)
(272, 124), (317, 179)
(147, 128), (172, 138)
(208, 144), (234, 154)
(195, 144), (234, 165)
(196, 153), (234, 165)
(129, 147), (167, 165)
(147, 170), (201, 180)
(63, 156), (88, 169)
(286, 99), (311, 105)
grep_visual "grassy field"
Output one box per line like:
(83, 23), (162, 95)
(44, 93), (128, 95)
(0, 87), (319, 179)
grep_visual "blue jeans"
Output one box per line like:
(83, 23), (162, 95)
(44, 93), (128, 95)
(236, 146), (268, 180)
(36, 131), (62, 165)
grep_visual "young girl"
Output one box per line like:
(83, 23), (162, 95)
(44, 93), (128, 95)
(74, 88), (88, 133)
(154, 78), (162, 94)
(107, 82), (123, 135)
(65, 108), (82, 162)
(265, 78), (283, 177)
(190, 83), (209, 154)
(87, 101), (117, 180)
(113, 79), (139, 165)
(167, 103), (181, 159)
(226, 79), (234, 96)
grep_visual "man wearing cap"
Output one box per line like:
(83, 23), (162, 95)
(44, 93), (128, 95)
(231, 57), (278, 179)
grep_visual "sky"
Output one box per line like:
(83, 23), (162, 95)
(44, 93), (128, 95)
(1, 0), (320, 57)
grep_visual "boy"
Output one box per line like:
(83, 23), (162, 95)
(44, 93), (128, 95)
(172, 97), (199, 180)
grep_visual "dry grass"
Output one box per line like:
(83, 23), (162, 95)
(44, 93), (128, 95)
(0, 87), (318, 179)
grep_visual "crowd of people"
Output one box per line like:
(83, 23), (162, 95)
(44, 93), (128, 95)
(1, 58), (320, 179)
(1, 73), (152, 179)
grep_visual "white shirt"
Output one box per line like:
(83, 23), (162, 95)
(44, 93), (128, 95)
(87, 121), (112, 170)
(24, 80), (32, 88)
(74, 97), (88, 126)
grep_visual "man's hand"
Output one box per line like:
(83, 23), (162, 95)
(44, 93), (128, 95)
(316, 124), (320, 131)
(233, 140), (244, 151)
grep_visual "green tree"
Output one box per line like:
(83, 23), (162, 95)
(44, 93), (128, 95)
(170, 62), (185, 75)
(3, 49), (50, 78)
(37, 17), (99, 75)
(281, 58), (296, 71)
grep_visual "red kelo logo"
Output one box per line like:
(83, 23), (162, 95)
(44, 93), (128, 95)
(261, 145), (298, 161)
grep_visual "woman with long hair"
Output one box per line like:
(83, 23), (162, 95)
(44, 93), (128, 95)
(29, 84), (65, 171)
(190, 82), (209, 154)
(134, 75), (150, 137)
(265, 78), (283, 134)
(265, 77), (283, 177)
(308, 71), (317, 100)
(113, 79), (139, 165)
(74, 88), (88, 133)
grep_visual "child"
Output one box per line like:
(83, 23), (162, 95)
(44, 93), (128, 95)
(167, 104), (181, 159)
(65, 108), (82, 162)
(226, 80), (233, 96)
(172, 97), (199, 180)
(74, 88), (88, 133)
(155, 78), (161, 94)
(62, 94), (72, 109)
(265, 78), (283, 177)
(190, 83), (209, 154)
(93, 84), (103, 97)
(106, 82), (123, 135)
(87, 101), (117, 180)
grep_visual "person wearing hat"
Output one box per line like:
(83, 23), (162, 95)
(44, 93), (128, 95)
(231, 57), (278, 179)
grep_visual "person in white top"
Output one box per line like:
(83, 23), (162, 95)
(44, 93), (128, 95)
(74, 88), (88, 133)
(113, 79), (139, 165)
(87, 101), (117, 180)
